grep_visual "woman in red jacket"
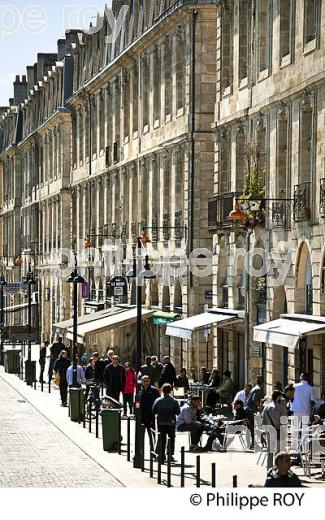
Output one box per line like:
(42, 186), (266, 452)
(122, 362), (136, 416)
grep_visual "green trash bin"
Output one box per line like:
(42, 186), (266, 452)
(69, 387), (84, 422)
(100, 408), (122, 452)
(3, 346), (21, 374)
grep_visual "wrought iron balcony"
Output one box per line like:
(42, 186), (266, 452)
(208, 192), (240, 232)
(320, 178), (325, 218)
(271, 200), (291, 228)
(151, 216), (158, 242)
(293, 182), (311, 222)
(174, 211), (184, 240)
(163, 213), (170, 241)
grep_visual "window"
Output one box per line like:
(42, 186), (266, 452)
(257, 0), (270, 74)
(238, 0), (249, 83)
(235, 126), (246, 193)
(256, 119), (267, 185)
(221, 4), (233, 93)
(78, 108), (84, 164)
(132, 64), (139, 135)
(164, 36), (172, 117)
(219, 130), (231, 194)
(99, 90), (105, 150)
(153, 46), (161, 123)
(123, 71), (130, 139)
(176, 32), (185, 110)
(280, 0), (293, 61)
(276, 112), (289, 197)
(106, 83), (112, 150)
(142, 54), (149, 129)
(304, 0), (318, 44)
(299, 96), (313, 184)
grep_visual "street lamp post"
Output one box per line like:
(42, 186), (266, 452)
(67, 254), (85, 387)
(126, 235), (155, 469)
(0, 273), (7, 366)
(227, 201), (262, 382)
(22, 263), (36, 386)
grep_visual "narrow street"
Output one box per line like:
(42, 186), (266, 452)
(0, 377), (122, 487)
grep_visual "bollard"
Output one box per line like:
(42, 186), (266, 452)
(196, 456), (201, 488)
(157, 434), (162, 485)
(233, 475), (238, 488)
(89, 403), (92, 433)
(78, 389), (81, 425)
(118, 412), (122, 455)
(140, 424), (145, 472)
(33, 380), (37, 390)
(180, 446), (185, 488)
(127, 417), (131, 462)
(83, 396), (86, 429)
(211, 463), (216, 488)
(167, 441), (172, 488)
(149, 449), (154, 478)
(95, 405), (99, 438)
(41, 379), (44, 392)
(48, 379), (51, 394)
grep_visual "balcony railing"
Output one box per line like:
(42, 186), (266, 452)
(293, 182), (311, 222)
(271, 200), (291, 228)
(320, 178), (325, 218)
(163, 213), (170, 241)
(208, 192), (239, 232)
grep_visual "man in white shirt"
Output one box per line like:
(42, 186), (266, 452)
(232, 384), (252, 408)
(291, 372), (315, 427)
(66, 361), (85, 387)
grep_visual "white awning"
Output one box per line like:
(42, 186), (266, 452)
(253, 316), (325, 349)
(65, 307), (154, 343)
(166, 311), (241, 341)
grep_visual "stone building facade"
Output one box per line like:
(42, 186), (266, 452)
(0, 1), (217, 369)
(209, 0), (325, 395)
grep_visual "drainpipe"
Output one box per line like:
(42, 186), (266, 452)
(188, 8), (198, 288)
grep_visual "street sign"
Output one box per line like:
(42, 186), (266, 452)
(110, 276), (128, 303)
(205, 289), (213, 300)
(4, 283), (28, 294)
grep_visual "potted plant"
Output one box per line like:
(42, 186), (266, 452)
(239, 167), (266, 226)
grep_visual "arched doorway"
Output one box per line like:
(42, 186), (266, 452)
(271, 285), (288, 386)
(294, 242), (314, 382)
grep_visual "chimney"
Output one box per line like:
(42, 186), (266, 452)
(26, 65), (37, 92)
(13, 75), (27, 105)
(9, 98), (14, 106)
(36, 53), (58, 81)
(64, 30), (80, 55)
(57, 39), (66, 60)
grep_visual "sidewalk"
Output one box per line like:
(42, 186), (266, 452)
(1, 367), (322, 488)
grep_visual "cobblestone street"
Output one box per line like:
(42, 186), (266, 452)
(0, 377), (122, 488)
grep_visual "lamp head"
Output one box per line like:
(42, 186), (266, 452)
(227, 202), (246, 223)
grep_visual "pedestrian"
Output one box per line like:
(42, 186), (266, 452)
(208, 368), (220, 387)
(139, 375), (160, 453)
(199, 367), (210, 385)
(122, 362), (136, 416)
(244, 376), (264, 449)
(53, 350), (70, 407)
(264, 452), (302, 487)
(39, 340), (49, 383)
(151, 356), (163, 386)
(175, 368), (189, 392)
(104, 348), (114, 367)
(103, 354), (126, 402)
(233, 383), (252, 408)
(92, 352), (105, 385)
(158, 356), (177, 388)
(284, 385), (295, 415)
(215, 370), (234, 403)
(261, 390), (287, 469)
(291, 372), (316, 426)
(66, 357), (85, 387)
(84, 357), (95, 399)
(48, 336), (67, 381)
(138, 355), (155, 383)
(152, 383), (180, 463)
